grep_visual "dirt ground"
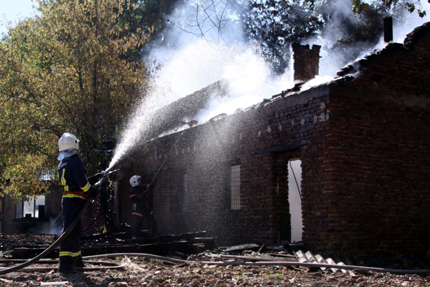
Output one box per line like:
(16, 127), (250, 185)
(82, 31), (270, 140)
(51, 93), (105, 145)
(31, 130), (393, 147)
(1, 256), (430, 287)
(1, 234), (430, 286)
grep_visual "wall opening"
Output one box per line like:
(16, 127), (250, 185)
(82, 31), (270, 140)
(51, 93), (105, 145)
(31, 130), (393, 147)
(288, 159), (302, 242)
(230, 165), (241, 210)
(177, 172), (187, 213)
(16, 195), (46, 219)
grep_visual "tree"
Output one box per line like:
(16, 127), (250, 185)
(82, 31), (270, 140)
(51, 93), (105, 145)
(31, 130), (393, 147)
(352, 0), (427, 18)
(115, 0), (179, 61)
(0, 0), (149, 199)
(245, 0), (326, 74)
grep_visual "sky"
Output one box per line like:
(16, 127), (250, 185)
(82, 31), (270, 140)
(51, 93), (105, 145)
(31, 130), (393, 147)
(0, 0), (38, 36)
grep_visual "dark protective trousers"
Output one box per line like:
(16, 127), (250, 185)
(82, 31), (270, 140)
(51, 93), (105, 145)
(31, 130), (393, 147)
(59, 197), (85, 271)
(133, 210), (157, 236)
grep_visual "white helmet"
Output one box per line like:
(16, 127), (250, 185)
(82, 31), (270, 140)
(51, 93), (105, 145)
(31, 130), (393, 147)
(129, 175), (141, 187)
(58, 133), (79, 152)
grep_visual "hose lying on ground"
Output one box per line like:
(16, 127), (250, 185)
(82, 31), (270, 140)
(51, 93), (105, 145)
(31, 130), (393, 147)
(0, 171), (112, 275)
(0, 199), (91, 276)
(83, 253), (430, 275)
(0, 264), (125, 273)
(2, 250), (430, 275)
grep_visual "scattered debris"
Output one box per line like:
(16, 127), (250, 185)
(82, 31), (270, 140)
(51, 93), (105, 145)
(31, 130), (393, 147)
(1, 234), (430, 286)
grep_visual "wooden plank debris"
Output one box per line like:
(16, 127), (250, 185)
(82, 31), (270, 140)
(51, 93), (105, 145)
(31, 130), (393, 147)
(269, 253), (297, 259)
(223, 243), (260, 252)
(40, 282), (69, 286)
(219, 254), (297, 262)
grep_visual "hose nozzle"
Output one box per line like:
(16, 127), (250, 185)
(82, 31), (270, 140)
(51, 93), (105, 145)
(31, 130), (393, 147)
(94, 171), (108, 187)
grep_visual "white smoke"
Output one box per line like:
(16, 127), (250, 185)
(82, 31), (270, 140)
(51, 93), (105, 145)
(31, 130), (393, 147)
(109, 39), (293, 170)
(304, 0), (430, 77)
(109, 0), (430, 170)
(195, 48), (293, 123)
(147, 40), (249, 108)
(27, 217), (62, 235)
(392, 2), (430, 42)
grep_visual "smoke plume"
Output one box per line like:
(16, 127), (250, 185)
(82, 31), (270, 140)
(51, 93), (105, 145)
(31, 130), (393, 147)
(109, 0), (430, 170)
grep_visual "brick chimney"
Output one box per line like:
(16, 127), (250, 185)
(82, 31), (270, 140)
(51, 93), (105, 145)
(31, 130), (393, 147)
(292, 43), (321, 81)
(384, 16), (393, 43)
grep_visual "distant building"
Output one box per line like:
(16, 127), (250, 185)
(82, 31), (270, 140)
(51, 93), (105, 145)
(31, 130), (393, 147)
(1, 190), (62, 234)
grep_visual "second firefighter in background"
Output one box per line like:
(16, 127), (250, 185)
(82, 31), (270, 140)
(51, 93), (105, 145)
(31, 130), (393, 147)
(129, 175), (157, 236)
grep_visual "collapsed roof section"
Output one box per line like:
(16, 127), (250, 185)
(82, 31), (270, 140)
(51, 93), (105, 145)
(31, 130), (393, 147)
(147, 21), (430, 141)
(145, 81), (228, 140)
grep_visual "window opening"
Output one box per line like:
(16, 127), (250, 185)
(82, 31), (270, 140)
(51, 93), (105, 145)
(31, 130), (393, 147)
(231, 165), (241, 210)
(182, 173), (187, 211)
(16, 195), (46, 219)
(183, 173), (188, 195)
(288, 159), (302, 242)
(178, 172), (187, 212)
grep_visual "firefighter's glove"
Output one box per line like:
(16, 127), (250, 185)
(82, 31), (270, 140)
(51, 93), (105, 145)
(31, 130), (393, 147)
(88, 186), (99, 200)
(94, 172), (108, 188)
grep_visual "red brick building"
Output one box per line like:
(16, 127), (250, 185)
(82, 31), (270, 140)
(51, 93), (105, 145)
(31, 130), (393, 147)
(116, 22), (430, 256)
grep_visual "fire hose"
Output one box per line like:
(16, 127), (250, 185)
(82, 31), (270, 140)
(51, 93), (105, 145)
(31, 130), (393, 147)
(4, 131), (429, 275)
(0, 198), (91, 275)
(82, 253), (430, 274)
(0, 172), (110, 275)
(3, 251), (430, 275)
(0, 132), (185, 275)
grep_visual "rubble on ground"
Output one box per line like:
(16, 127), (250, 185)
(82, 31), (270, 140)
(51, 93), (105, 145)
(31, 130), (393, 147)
(1, 233), (430, 286)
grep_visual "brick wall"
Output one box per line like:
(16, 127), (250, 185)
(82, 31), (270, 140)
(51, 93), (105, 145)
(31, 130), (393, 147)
(116, 22), (430, 256)
(321, 93), (430, 255)
(319, 22), (430, 255)
(120, 86), (332, 247)
(292, 43), (321, 81)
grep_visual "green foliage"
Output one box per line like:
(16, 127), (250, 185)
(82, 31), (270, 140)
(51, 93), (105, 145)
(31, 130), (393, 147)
(332, 0), (386, 47)
(245, 0), (325, 74)
(353, 0), (427, 18)
(0, 0), (149, 198)
(116, 0), (177, 61)
(352, 0), (371, 14)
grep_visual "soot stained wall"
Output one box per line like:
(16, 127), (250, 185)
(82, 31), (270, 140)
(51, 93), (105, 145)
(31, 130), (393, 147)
(121, 87), (332, 247)
(120, 22), (430, 256)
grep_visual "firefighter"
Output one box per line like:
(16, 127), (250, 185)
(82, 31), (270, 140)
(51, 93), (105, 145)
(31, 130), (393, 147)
(57, 133), (98, 275)
(129, 175), (157, 237)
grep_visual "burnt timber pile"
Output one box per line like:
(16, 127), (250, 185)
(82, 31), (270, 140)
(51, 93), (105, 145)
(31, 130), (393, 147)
(0, 231), (214, 259)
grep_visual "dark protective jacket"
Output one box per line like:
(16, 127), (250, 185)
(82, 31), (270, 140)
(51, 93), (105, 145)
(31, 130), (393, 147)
(129, 183), (155, 216)
(58, 154), (91, 199)
(57, 153), (91, 271)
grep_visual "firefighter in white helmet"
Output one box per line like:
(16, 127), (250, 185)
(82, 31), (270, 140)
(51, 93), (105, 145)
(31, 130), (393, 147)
(129, 175), (157, 237)
(57, 133), (98, 275)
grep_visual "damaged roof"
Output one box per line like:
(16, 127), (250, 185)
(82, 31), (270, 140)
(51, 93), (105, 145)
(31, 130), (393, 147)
(146, 21), (430, 140)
